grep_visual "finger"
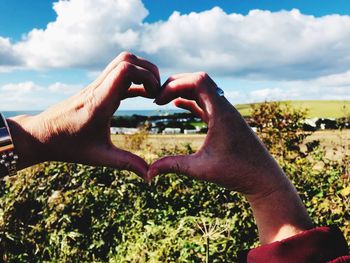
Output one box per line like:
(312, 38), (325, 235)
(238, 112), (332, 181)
(122, 86), (153, 99)
(98, 145), (149, 179)
(156, 74), (219, 114)
(118, 52), (160, 85)
(162, 73), (192, 88)
(147, 155), (196, 182)
(156, 76), (197, 105)
(174, 98), (208, 123)
(102, 61), (160, 108)
(120, 62), (160, 97)
(98, 52), (161, 87)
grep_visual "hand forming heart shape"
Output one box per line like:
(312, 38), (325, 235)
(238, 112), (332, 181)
(7, 52), (315, 246)
(11, 52), (287, 200)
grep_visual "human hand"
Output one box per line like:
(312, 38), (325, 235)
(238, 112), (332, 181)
(148, 72), (313, 244)
(148, 72), (287, 198)
(7, 52), (160, 179)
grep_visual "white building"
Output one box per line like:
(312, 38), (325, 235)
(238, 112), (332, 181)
(303, 118), (319, 129)
(162, 128), (181, 134)
(110, 127), (139, 135)
(149, 128), (159, 134)
(184, 129), (197, 134)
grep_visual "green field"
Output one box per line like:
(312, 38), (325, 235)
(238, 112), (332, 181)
(235, 100), (350, 118)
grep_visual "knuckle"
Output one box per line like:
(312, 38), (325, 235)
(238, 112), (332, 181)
(196, 72), (209, 82)
(194, 72), (215, 93)
(151, 63), (159, 74)
(119, 51), (136, 61)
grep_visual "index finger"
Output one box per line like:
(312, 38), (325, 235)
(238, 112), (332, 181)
(122, 85), (154, 99)
(95, 52), (161, 93)
(155, 73), (220, 115)
(111, 52), (160, 85)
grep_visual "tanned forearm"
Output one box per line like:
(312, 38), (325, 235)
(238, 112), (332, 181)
(246, 172), (313, 244)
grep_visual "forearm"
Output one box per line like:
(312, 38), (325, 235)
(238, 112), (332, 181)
(228, 108), (314, 244)
(245, 165), (313, 245)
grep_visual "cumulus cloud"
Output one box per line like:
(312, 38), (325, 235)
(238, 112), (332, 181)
(1, 0), (350, 109)
(139, 8), (350, 79)
(247, 85), (350, 102)
(1, 81), (42, 93)
(0, 37), (22, 68)
(0, 0), (349, 81)
(245, 71), (350, 102)
(0, 81), (83, 110)
(48, 82), (83, 95)
(14, 0), (148, 69)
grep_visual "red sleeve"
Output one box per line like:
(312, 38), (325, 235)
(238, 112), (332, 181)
(240, 226), (349, 263)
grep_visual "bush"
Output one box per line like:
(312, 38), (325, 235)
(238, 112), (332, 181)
(0, 102), (348, 262)
(123, 127), (149, 151)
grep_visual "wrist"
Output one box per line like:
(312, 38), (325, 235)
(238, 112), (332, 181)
(246, 178), (313, 245)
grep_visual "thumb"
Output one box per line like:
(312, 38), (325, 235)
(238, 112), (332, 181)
(147, 155), (196, 182)
(96, 145), (149, 179)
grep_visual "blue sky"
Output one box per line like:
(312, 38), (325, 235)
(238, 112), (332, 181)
(0, 0), (350, 110)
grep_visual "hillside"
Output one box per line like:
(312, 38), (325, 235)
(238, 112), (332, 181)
(235, 100), (350, 118)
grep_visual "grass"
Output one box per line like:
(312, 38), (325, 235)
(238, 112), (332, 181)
(112, 129), (350, 161)
(235, 100), (350, 118)
(189, 122), (206, 128)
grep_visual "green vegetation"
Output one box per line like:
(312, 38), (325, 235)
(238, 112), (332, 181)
(0, 102), (348, 262)
(235, 100), (350, 118)
(189, 122), (206, 129)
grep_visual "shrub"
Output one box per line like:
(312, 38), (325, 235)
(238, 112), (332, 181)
(0, 102), (348, 262)
(123, 127), (149, 151)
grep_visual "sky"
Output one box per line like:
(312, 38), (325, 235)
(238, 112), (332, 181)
(0, 0), (350, 110)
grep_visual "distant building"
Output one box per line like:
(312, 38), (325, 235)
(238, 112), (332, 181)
(149, 128), (159, 134)
(152, 119), (171, 124)
(303, 118), (318, 128)
(110, 127), (139, 135)
(184, 129), (197, 134)
(162, 128), (181, 134)
(303, 118), (338, 131)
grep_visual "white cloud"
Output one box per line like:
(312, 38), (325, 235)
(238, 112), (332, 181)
(139, 8), (350, 79)
(0, 1), (349, 82)
(0, 0), (350, 110)
(1, 81), (42, 93)
(0, 37), (22, 69)
(247, 85), (350, 102)
(245, 71), (350, 103)
(0, 81), (83, 110)
(310, 71), (350, 87)
(249, 88), (286, 101)
(13, 0), (148, 69)
(48, 82), (83, 95)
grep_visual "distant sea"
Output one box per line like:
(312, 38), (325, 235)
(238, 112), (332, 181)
(2, 109), (186, 118)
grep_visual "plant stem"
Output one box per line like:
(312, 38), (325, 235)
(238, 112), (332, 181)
(206, 236), (210, 263)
